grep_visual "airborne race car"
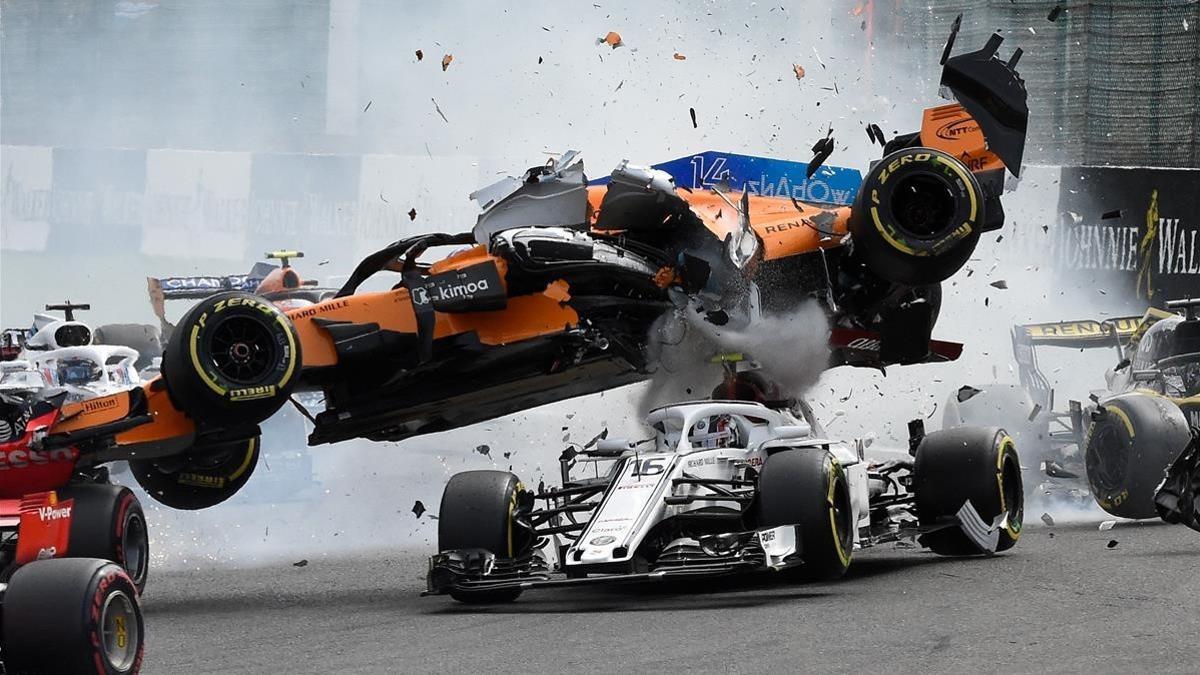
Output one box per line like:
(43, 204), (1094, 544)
(18, 34), (1027, 514)
(426, 372), (1023, 603)
(944, 298), (1200, 521)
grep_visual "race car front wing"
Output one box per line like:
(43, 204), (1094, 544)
(424, 525), (803, 596)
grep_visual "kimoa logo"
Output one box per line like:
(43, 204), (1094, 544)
(415, 278), (492, 305)
(936, 118), (979, 140)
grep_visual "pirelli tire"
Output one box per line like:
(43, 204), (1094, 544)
(129, 436), (260, 511)
(757, 449), (854, 580)
(849, 147), (985, 286)
(914, 426), (1023, 556)
(438, 470), (530, 604)
(161, 291), (300, 427)
(2, 558), (144, 675)
(1084, 393), (1190, 519)
(57, 484), (150, 594)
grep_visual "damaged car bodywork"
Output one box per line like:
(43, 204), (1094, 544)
(28, 35), (1029, 511)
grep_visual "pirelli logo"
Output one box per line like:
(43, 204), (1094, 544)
(82, 397), (120, 414)
(228, 385), (277, 402)
(178, 473), (226, 488)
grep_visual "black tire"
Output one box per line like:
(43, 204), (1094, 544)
(57, 484), (149, 594)
(438, 470), (529, 603)
(161, 291), (300, 427)
(849, 147), (984, 286)
(1084, 393), (1190, 519)
(129, 436), (260, 510)
(915, 426), (1023, 555)
(93, 323), (163, 371)
(2, 558), (144, 674)
(758, 449), (854, 579)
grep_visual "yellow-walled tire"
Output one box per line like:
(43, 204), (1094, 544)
(758, 449), (854, 579)
(915, 426), (1023, 555)
(161, 291), (300, 427)
(1084, 393), (1190, 519)
(849, 147), (984, 286)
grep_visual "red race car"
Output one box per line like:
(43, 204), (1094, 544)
(0, 391), (147, 674)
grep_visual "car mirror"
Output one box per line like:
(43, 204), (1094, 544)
(592, 438), (635, 456)
(1131, 369), (1160, 383)
(774, 424), (812, 439)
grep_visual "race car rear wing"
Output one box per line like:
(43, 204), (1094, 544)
(1011, 308), (1176, 395)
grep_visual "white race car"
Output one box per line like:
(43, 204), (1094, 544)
(426, 379), (1024, 603)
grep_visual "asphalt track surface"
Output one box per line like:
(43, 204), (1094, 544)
(141, 521), (1199, 674)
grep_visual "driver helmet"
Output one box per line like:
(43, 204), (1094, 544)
(688, 414), (741, 449)
(56, 357), (102, 386)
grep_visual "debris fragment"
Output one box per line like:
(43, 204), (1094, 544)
(293, 559), (309, 567)
(1106, 539), (1119, 549)
(538, 56), (543, 64)
(865, 123), (885, 147)
(989, 280), (1009, 290)
(792, 64), (806, 81)
(431, 98), (449, 123)
(689, 107), (697, 128)
(1027, 403), (1042, 421)
(412, 500), (427, 518)
(956, 385), (982, 403)
(807, 130), (835, 178)
(1099, 519), (1116, 531)
(1047, 4), (1064, 22)
(363, 100), (372, 113)
(415, 49), (424, 61)
(1100, 209), (1122, 220)
(408, 208), (417, 221)
(673, 52), (686, 60)
(940, 13), (963, 66)
(474, 444), (491, 457)
(441, 54), (453, 71)
(1041, 513), (1055, 526)
(598, 31), (624, 49)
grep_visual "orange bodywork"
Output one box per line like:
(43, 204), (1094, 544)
(586, 187), (850, 263)
(919, 103), (1006, 175)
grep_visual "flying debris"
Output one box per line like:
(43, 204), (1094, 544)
(474, 444), (491, 457)
(293, 559), (309, 568)
(1041, 513), (1055, 526)
(674, 53), (686, 60)
(408, 208), (417, 221)
(793, 64), (806, 80)
(990, 280), (1009, 289)
(1047, 5), (1064, 22)
(431, 98), (449, 123)
(441, 54), (454, 71)
(413, 500), (427, 518)
(598, 31), (624, 49)
(807, 129), (835, 178)
(689, 107), (697, 128)
(415, 49), (424, 61)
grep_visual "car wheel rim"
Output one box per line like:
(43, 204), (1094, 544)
(101, 590), (140, 671)
(1088, 423), (1127, 492)
(891, 173), (957, 239)
(209, 315), (278, 384)
(122, 512), (149, 587)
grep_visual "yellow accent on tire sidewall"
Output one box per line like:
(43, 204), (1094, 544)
(826, 457), (852, 568)
(187, 298), (299, 402)
(228, 437), (258, 481)
(995, 435), (1022, 541)
(869, 151), (978, 258)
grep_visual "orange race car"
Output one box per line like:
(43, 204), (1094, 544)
(35, 34), (1028, 510)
